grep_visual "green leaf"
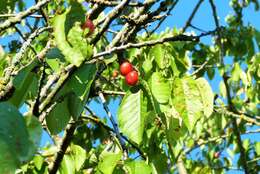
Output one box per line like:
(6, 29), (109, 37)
(242, 139), (250, 152)
(195, 78), (214, 117)
(164, 107), (185, 142)
(254, 30), (260, 50)
(24, 113), (42, 149)
(67, 24), (93, 60)
(52, 9), (91, 67)
(97, 144), (122, 174)
(255, 142), (260, 156)
(0, 102), (31, 170)
(67, 64), (96, 100)
(172, 77), (204, 131)
(66, 63), (97, 119)
(149, 45), (166, 69)
(0, 0), (16, 15)
(0, 138), (17, 174)
(59, 155), (75, 174)
(70, 144), (86, 171)
(46, 98), (71, 135)
(219, 81), (227, 98)
(151, 72), (171, 104)
(231, 63), (241, 82)
(9, 59), (39, 107)
(46, 64), (96, 134)
(64, 1), (85, 36)
(33, 155), (44, 171)
(143, 58), (153, 74)
(46, 47), (66, 72)
(150, 152), (168, 174)
(118, 88), (148, 145)
(125, 160), (152, 174)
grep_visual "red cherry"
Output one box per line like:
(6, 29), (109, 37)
(112, 70), (119, 78)
(125, 71), (138, 86)
(214, 152), (220, 158)
(81, 18), (95, 35)
(120, 62), (133, 76)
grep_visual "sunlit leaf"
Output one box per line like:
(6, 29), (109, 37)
(118, 87), (148, 145)
(125, 160), (152, 174)
(97, 144), (122, 174)
(151, 72), (171, 104)
(172, 77), (204, 131)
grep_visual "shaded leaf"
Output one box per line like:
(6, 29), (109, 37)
(9, 60), (39, 107)
(46, 98), (71, 135)
(0, 102), (31, 171)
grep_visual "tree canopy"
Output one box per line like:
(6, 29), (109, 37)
(0, 0), (259, 173)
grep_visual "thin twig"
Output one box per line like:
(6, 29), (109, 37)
(149, 0), (179, 35)
(81, 113), (147, 160)
(223, 75), (250, 173)
(103, 90), (126, 96)
(98, 91), (128, 159)
(183, 0), (204, 32)
(0, 0), (51, 32)
(0, 14), (52, 18)
(182, 128), (260, 157)
(14, 25), (38, 55)
(90, 34), (200, 63)
(87, 0), (144, 7)
(35, 0), (49, 24)
(214, 107), (260, 126)
(191, 59), (210, 76)
(91, 0), (131, 45)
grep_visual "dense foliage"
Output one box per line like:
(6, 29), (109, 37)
(0, 0), (259, 173)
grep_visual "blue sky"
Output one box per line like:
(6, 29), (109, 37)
(1, 0), (260, 173)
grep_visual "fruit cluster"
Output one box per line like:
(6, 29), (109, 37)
(119, 61), (138, 86)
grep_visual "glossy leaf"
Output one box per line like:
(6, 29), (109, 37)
(46, 98), (71, 135)
(67, 63), (97, 119)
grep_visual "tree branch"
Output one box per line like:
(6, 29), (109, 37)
(182, 128), (260, 157)
(48, 120), (77, 174)
(223, 75), (250, 173)
(214, 107), (260, 126)
(81, 113), (147, 160)
(87, 0), (144, 7)
(98, 91), (128, 159)
(90, 34), (200, 63)
(0, 0), (51, 32)
(91, 0), (131, 45)
(183, 0), (204, 32)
